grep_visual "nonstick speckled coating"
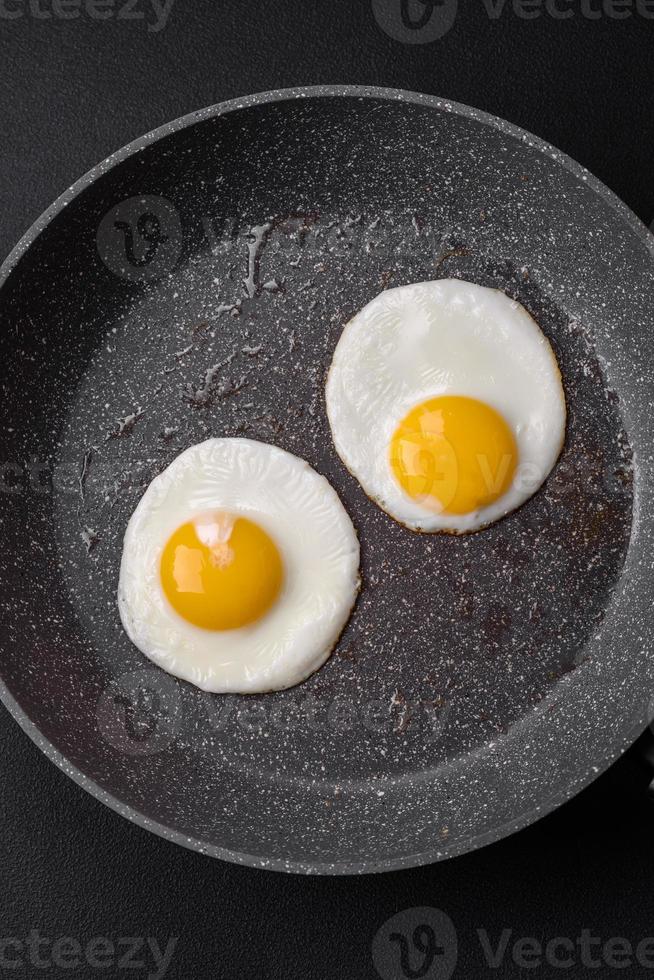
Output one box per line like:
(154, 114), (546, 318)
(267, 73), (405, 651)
(1, 87), (654, 874)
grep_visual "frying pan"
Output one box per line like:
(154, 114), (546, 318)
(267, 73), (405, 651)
(1, 85), (653, 875)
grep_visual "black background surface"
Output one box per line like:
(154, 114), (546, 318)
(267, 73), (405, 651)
(2, 1), (654, 978)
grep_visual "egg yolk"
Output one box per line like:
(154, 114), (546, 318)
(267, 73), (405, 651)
(160, 512), (283, 631)
(389, 395), (518, 515)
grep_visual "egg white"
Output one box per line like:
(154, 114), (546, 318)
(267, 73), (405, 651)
(325, 278), (567, 533)
(117, 438), (360, 693)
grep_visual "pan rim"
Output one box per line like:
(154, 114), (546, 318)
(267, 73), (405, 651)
(2, 84), (653, 288)
(1, 84), (653, 875)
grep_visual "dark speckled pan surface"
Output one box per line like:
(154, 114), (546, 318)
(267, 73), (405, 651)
(1, 86), (653, 874)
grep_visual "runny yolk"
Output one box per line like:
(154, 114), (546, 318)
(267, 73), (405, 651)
(160, 511), (283, 631)
(389, 395), (518, 515)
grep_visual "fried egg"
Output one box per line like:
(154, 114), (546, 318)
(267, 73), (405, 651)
(118, 438), (360, 693)
(326, 279), (566, 533)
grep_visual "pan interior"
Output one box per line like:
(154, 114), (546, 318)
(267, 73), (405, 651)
(0, 93), (643, 870)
